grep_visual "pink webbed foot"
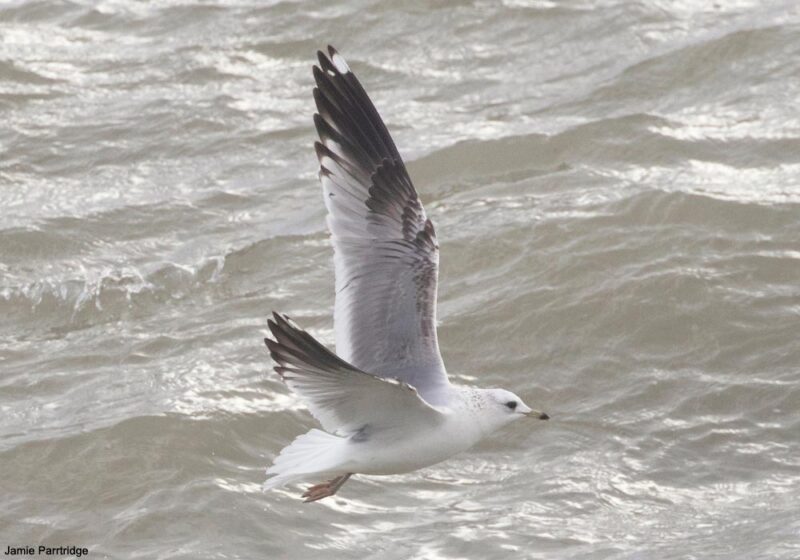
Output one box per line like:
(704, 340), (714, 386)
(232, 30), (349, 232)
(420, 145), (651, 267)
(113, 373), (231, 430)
(301, 473), (353, 503)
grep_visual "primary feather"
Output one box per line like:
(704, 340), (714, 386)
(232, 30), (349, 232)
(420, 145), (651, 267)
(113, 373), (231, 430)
(313, 46), (449, 402)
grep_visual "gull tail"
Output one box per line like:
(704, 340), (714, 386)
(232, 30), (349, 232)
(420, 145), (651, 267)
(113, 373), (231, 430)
(263, 428), (345, 491)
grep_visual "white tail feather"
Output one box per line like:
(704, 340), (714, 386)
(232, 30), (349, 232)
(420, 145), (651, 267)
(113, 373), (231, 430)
(263, 429), (344, 491)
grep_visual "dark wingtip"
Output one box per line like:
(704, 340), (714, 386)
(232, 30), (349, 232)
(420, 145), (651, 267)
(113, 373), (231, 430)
(539, 412), (550, 421)
(267, 311), (293, 341)
(271, 310), (289, 325)
(273, 311), (290, 326)
(327, 45), (338, 56)
(312, 86), (325, 109)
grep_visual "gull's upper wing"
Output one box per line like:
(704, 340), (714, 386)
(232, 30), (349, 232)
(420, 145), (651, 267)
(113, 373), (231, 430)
(265, 312), (443, 434)
(313, 46), (449, 400)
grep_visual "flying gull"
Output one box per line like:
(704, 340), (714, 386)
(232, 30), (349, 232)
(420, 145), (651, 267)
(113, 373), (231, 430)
(263, 46), (549, 502)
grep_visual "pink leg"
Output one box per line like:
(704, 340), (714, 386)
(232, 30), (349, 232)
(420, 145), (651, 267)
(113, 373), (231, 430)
(301, 473), (353, 503)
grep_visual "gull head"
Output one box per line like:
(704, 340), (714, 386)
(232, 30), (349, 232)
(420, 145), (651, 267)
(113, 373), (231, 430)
(478, 388), (549, 432)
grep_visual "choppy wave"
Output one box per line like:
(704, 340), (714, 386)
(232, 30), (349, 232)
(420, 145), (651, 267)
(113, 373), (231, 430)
(3, 0), (800, 558)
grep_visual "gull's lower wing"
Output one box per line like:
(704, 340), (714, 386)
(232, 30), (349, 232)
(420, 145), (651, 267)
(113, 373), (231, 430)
(313, 46), (449, 399)
(265, 312), (444, 435)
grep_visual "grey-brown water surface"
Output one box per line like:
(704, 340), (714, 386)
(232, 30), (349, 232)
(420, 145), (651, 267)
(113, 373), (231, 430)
(2, 1), (800, 558)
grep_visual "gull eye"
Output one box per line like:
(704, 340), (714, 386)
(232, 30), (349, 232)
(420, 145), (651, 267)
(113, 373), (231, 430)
(506, 401), (517, 410)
